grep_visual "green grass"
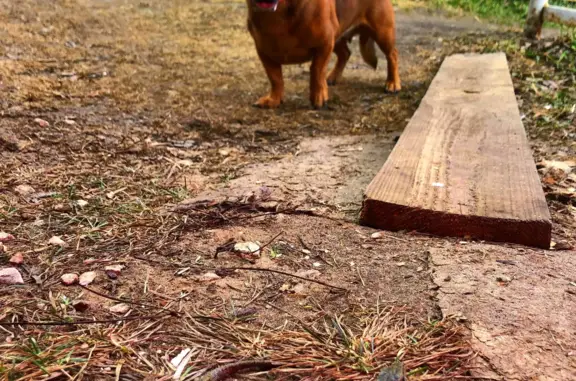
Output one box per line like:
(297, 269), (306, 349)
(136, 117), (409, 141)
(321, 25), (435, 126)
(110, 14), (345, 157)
(430, 0), (576, 24)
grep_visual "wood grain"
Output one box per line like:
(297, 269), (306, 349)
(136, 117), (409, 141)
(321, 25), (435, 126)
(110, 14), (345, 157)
(360, 53), (551, 249)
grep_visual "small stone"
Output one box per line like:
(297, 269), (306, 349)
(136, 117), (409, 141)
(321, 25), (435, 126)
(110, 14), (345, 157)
(109, 303), (130, 314)
(302, 249), (311, 255)
(53, 203), (72, 212)
(554, 241), (573, 251)
(292, 283), (308, 295)
(104, 265), (124, 274)
(72, 301), (90, 312)
(198, 272), (221, 282)
(106, 271), (118, 280)
(0, 232), (14, 242)
(61, 273), (79, 285)
(74, 200), (89, 207)
(361, 244), (373, 250)
(15, 184), (35, 196)
(79, 271), (97, 286)
(444, 275), (451, 282)
(234, 242), (260, 256)
(0, 232), (15, 242)
(34, 118), (50, 127)
(295, 269), (321, 279)
(0, 268), (24, 284)
(428, 284), (440, 290)
(49, 236), (67, 247)
(416, 266), (424, 272)
(496, 275), (512, 283)
(312, 262), (321, 268)
(9, 253), (24, 265)
(371, 232), (383, 239)
(396, 262), (406, 267)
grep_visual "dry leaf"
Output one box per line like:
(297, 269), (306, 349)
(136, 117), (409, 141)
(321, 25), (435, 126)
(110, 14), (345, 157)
(79, 271), (97, 286)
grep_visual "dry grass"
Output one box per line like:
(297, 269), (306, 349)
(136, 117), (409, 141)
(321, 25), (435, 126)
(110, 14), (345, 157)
(1, 0), (574, 379)
(1, 306), (474, 380)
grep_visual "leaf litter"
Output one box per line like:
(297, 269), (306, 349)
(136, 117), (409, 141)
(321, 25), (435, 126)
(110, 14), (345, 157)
(0, 0), (574, 379)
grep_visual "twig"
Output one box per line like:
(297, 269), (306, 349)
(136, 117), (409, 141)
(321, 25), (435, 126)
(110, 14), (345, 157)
(199, 360), (277, 381)
(79, 285), (182, 316)
(357, 267), (366, 287)
(225, 267), (348, 291)
(297, 235), (311, 251)
(0, 313), (171, 326)
(253, 231), (284, 254)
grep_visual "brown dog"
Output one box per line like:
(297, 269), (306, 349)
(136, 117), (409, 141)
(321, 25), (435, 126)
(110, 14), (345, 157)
(246, 0), (401, 109)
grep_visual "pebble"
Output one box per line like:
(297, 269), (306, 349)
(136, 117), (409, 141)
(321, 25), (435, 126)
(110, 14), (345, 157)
(0, 232), (15, 242)
(61, 273), (79, 285)
(554, 241), (573, 251)
(0, 268), (24, 284)
(234, 242), (260, 256)
(9, 253), (24, 265)
(34, 118), (50, 127)
(109, 303), (130, 314)
(496, 275), (512, 283)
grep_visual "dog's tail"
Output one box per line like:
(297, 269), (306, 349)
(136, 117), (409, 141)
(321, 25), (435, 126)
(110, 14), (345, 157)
(359, 31), (378, 70)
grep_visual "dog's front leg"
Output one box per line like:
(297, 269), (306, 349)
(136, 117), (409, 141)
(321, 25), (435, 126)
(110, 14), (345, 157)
(254, 52), (284, 109)
(309, 43), (333, 109)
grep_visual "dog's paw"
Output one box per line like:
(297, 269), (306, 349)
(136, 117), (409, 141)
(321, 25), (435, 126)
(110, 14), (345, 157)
(253, 95), (282, 109)
(310, 89), (329, 109)
(385, 80), (401, 93)
(326, 76), (339, 87)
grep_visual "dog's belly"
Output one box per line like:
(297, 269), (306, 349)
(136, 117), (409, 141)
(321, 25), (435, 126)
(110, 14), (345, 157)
(255, 38), (315, 64)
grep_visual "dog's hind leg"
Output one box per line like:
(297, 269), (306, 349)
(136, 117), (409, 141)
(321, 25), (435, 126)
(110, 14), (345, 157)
(367, 0), (401, 92)
(327, 37), (351, 86)
(310, 43), (334, 108)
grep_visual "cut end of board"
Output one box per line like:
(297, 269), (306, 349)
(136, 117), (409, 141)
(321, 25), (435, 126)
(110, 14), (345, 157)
(360, 52), (552, 249)
(359, 198), (552, 249)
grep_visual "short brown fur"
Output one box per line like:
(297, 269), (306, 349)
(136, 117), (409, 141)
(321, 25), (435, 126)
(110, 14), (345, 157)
(246, 0), (401, 109)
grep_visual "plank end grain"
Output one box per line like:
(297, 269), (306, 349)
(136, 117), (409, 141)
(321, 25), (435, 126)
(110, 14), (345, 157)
(359, 53), (551, 249)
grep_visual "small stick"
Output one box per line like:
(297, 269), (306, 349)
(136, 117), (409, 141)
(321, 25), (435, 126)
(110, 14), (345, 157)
(252, 231), (284, 254)
(225, 267), (348, 291)
(0, 313), (170, 326)
(357, 267), (366, 287)
(79, 285), (181, 316)
(199, 360), (277, 381)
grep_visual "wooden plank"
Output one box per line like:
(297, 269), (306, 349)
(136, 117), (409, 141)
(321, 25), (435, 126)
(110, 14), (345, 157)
(359, 53), (552, 249)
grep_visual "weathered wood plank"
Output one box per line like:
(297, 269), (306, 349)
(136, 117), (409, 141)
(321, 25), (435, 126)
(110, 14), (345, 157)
(359, 53), (551, 249)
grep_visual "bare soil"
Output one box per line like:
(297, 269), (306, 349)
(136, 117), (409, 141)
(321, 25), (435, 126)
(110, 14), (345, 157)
(1, 0), (575, 380)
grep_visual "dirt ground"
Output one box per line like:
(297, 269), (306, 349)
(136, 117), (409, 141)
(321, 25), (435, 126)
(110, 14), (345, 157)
(1, 0), (575, 380)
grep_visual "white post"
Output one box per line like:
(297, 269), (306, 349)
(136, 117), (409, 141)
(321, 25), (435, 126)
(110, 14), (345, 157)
(525, 0), (548, 39)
